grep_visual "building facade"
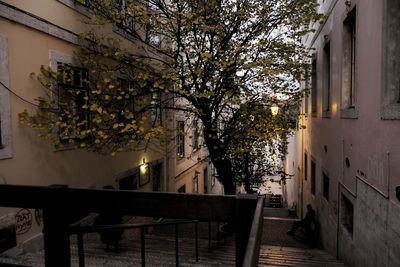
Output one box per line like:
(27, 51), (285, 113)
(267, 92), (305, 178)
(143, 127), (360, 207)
(285, 0), (400, 266)
(0, 0), (214, 252)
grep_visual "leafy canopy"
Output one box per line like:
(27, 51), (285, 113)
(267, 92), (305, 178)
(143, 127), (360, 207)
(20, 0), (321, 193)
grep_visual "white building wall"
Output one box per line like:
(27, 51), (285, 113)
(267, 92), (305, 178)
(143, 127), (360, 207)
(288, 0), (400, 266)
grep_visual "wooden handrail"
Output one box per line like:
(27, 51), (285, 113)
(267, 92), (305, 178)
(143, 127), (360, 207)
(0, 184), (236, 221)
(69, 219), (199, 234)
(0, 184), (260, 267)
(242, 197), (264, 267)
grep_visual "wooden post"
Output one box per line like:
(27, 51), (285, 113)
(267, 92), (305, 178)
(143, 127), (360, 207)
(42, 185), (71, 267)
(235, 194), (257, 267)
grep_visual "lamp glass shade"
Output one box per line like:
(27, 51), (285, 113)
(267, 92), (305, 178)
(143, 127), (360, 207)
(270, 105), (279, 116)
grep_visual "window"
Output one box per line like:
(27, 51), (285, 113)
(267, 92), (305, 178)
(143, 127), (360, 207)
(311, 160), (316, 195)
(311, 57), (318, 114)
(0, 35), (12, 159)
(322, 171), (329, 201)
(152, 162), (162, 192)
(117, 78), (135, 122)
(150, 92), (161, 126)
(341, 8), (358, 118)
(304, 153), (308, 181)
(341, 193), (354, 236)
(115, 0), (136, 36)
(323, 41), (331, 115)
(203, 167), (208, 193)
(177, 121), (185, 158)
(57, 63), (89, 140)
(304, 70), (310, 114)
(381, 0), (400, 119)
(192, 120), (200, 150)
(193, 173), (199, 193)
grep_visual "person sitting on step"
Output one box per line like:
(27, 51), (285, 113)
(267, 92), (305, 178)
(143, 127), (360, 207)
(287, 204), (315, 237)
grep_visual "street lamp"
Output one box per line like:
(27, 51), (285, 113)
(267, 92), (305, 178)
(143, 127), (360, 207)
(270, 104), (279, 116)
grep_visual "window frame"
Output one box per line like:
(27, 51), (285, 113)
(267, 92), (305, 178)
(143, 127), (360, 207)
(56, 62), (90, 141)
(341, 7), (358, 119)
(322, 171), (330, 201)
(0, 35), (12, 159)
(115, 0), (136, 36)
(322, 39), (331, 117)
(381, 0), (400, 119)
(311, 159), (316, 195)
(311, 55), (318, 115)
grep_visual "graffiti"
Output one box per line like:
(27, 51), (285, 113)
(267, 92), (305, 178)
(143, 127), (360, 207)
(15, 209), (32, 235)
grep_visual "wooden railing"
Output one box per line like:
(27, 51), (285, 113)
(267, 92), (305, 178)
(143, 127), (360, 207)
(242, 197), (264, 267)
(0, 184), (262, 267)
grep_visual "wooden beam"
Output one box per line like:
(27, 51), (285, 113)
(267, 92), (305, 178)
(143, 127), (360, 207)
(235, 194), (258, 267)
(0, 184), (237, 221)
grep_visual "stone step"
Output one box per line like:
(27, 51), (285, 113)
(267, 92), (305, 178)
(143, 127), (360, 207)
(0, 234), (236, 267)
(259, 245), (347, 267)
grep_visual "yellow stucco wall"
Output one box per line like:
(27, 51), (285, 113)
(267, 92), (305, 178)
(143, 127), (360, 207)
(0, 12), (165, 244)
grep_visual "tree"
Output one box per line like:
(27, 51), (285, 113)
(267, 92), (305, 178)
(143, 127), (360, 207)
(20, 0), (321, 194)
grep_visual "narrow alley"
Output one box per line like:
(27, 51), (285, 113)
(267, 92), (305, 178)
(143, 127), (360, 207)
(259, 206), (347, 267)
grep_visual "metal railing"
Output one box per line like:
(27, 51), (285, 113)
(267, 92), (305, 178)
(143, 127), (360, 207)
(69, 219), (222, 267)
(0, 184), (261, 267)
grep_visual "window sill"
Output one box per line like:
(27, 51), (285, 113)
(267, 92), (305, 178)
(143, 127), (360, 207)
(340, 108), (358, 119)
(56, 0), (91, 17)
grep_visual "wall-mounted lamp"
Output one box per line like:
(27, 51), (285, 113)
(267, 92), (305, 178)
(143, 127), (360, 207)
(139, 158), (150, 186)
(270, 104), (279, 116)
(140, 158), (149, 175)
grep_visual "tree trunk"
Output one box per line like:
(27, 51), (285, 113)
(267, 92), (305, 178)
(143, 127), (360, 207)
(202, 127), (236, 195)
(243, 154), (251, 193)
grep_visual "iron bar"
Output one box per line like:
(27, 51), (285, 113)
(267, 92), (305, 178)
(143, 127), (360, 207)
(141, 227), (146, 267)
(77, 233), (85, 267)
(175, 224), (179, 267)
(195, 222), (199, 262)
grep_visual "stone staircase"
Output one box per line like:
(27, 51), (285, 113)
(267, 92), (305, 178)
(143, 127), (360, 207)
(0, 222), (236, 267)
(258, 246), (347, 267)
(261, 207), (348, 267)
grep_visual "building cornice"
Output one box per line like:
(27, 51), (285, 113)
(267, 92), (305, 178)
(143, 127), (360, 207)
(0, 0), (78, 44)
